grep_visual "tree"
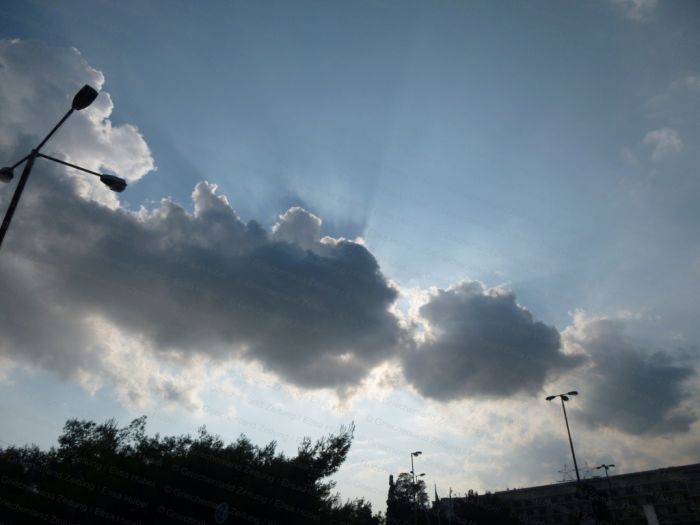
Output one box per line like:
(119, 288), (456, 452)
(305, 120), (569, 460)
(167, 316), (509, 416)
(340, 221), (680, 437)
(433, 489), (523, 525)
(386, 472), (430, 524)
(0, 417), (381, 524)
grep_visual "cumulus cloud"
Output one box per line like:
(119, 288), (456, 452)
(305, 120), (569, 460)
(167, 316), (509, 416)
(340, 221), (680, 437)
(643, 127), (683, 161)
(2, 38), (697, 441)
(0, 38), (403, 395)
(0, 39), (154, 206)
(562, 311), (696, 435)
(401, 281), (583, 400)
(271, 206), (323, 251)
(78, 317), (212, 411)
(0, 171), (403, 392)
(611, 0), (658, 21)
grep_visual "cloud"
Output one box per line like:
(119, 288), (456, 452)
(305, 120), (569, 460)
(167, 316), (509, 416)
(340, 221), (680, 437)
(271, 206), (323, 251)
(673, 74), (700, 93)
(0, 39), (154, 207)
(401, 281), (583, 400)
(643, 127), (683, 161)
(610, 0), (658, 21)
(0, 172), (403, 392)
(0, 39), (404, 395)
(77, 317), (212, 411)
(562, 311), (696, 435)
(2, 38), (697, 443)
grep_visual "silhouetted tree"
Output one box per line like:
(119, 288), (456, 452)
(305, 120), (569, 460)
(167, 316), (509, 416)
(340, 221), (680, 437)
(386, 472), (430, 524)
(0, 417), (381, 524)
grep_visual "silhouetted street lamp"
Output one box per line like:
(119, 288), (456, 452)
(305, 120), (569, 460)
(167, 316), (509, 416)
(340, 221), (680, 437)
(0, 84), (128, 251)
(410, 451), (422, 485)
(596, 463), (616, 523)
(409, 451), (423, 525)
(596, 464), (615, 494)
(546, 391), (581, 484)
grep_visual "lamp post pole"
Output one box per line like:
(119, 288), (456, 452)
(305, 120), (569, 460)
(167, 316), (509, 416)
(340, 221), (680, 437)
(560, 396), (580, 484)
(597, 464), (616, 523)
(546, 391), (581, 484)
(597, 464), (615, 496)
(409, 452), (422, 525)
(596, 464), (615, 496)
(0, 150), (38, 249)
(0, 85), (127, 252)
(411, 453), (416, 486)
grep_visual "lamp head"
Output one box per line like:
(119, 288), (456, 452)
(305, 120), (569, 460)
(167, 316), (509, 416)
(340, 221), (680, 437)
(100, 174), (127, 192)
(545, 395), (556, 401)
(412, 451), (422, 457)
(0, 167), (13, 183)
(72, 85), (99, 111)
(567, 391), (579, 396)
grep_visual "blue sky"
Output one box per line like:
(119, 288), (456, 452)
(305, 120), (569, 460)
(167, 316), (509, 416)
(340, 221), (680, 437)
(1, 0), (699, 513)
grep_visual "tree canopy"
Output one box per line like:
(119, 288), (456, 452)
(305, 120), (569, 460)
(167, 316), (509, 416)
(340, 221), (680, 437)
(0, 416), (381, 524)
(386, 472), (430, 524)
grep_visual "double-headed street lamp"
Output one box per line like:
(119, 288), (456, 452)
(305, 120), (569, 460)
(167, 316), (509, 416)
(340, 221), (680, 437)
(409, 451), (423, 525)
(597, 464), (617, 523)
(0, 84), (128, 251)
(410, 451), (422, 486)
(546, 391), (581, 484)
(596, 464), (615, 494)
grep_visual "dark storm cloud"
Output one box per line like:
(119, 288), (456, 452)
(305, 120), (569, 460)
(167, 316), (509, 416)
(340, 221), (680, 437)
(0, 166), (402, 390)
(401, 282), (583, 400)
(564, 314), (696, 435)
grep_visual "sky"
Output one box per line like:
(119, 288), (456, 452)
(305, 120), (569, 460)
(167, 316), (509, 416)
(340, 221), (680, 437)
(0, 0), (699, 513)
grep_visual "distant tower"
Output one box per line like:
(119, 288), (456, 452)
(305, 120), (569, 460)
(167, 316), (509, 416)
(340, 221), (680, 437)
(558, 464), (575, 483)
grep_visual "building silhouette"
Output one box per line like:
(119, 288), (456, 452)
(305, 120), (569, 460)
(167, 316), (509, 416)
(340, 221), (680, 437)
(434, 463), (700, 524)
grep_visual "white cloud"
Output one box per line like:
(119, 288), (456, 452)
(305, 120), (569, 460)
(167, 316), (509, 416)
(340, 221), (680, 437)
(643, 127), (683, 161)
(673, 74), (700, 92)
(271, 206), (323, 251)
(0, 39), (154, 207)
(84, 317), (211, 411)
(611, 0), (658, 21)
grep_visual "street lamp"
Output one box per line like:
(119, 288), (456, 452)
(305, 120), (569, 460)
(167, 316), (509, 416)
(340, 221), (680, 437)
(596, 464), (616, 523)
(410, 451), (422, 485)
(0, 84), (128, 251)
(546, 391), (581, 484)
(596, 464), (615, 494)
(409, 451), (423, 525)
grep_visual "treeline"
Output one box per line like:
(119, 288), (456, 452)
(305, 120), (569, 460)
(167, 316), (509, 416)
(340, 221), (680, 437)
(0, 417), (381, 524)
(386, 475), (522, 525)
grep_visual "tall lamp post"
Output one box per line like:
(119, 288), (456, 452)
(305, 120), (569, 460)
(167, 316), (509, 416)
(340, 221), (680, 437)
(596, 463), (616, 523)
(410, 451), (422, 486)
(0, 84), (127, 251)
(596, 464), (615, 495)
(409, 451), (423, 525)
(546, 391), (581, 484)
